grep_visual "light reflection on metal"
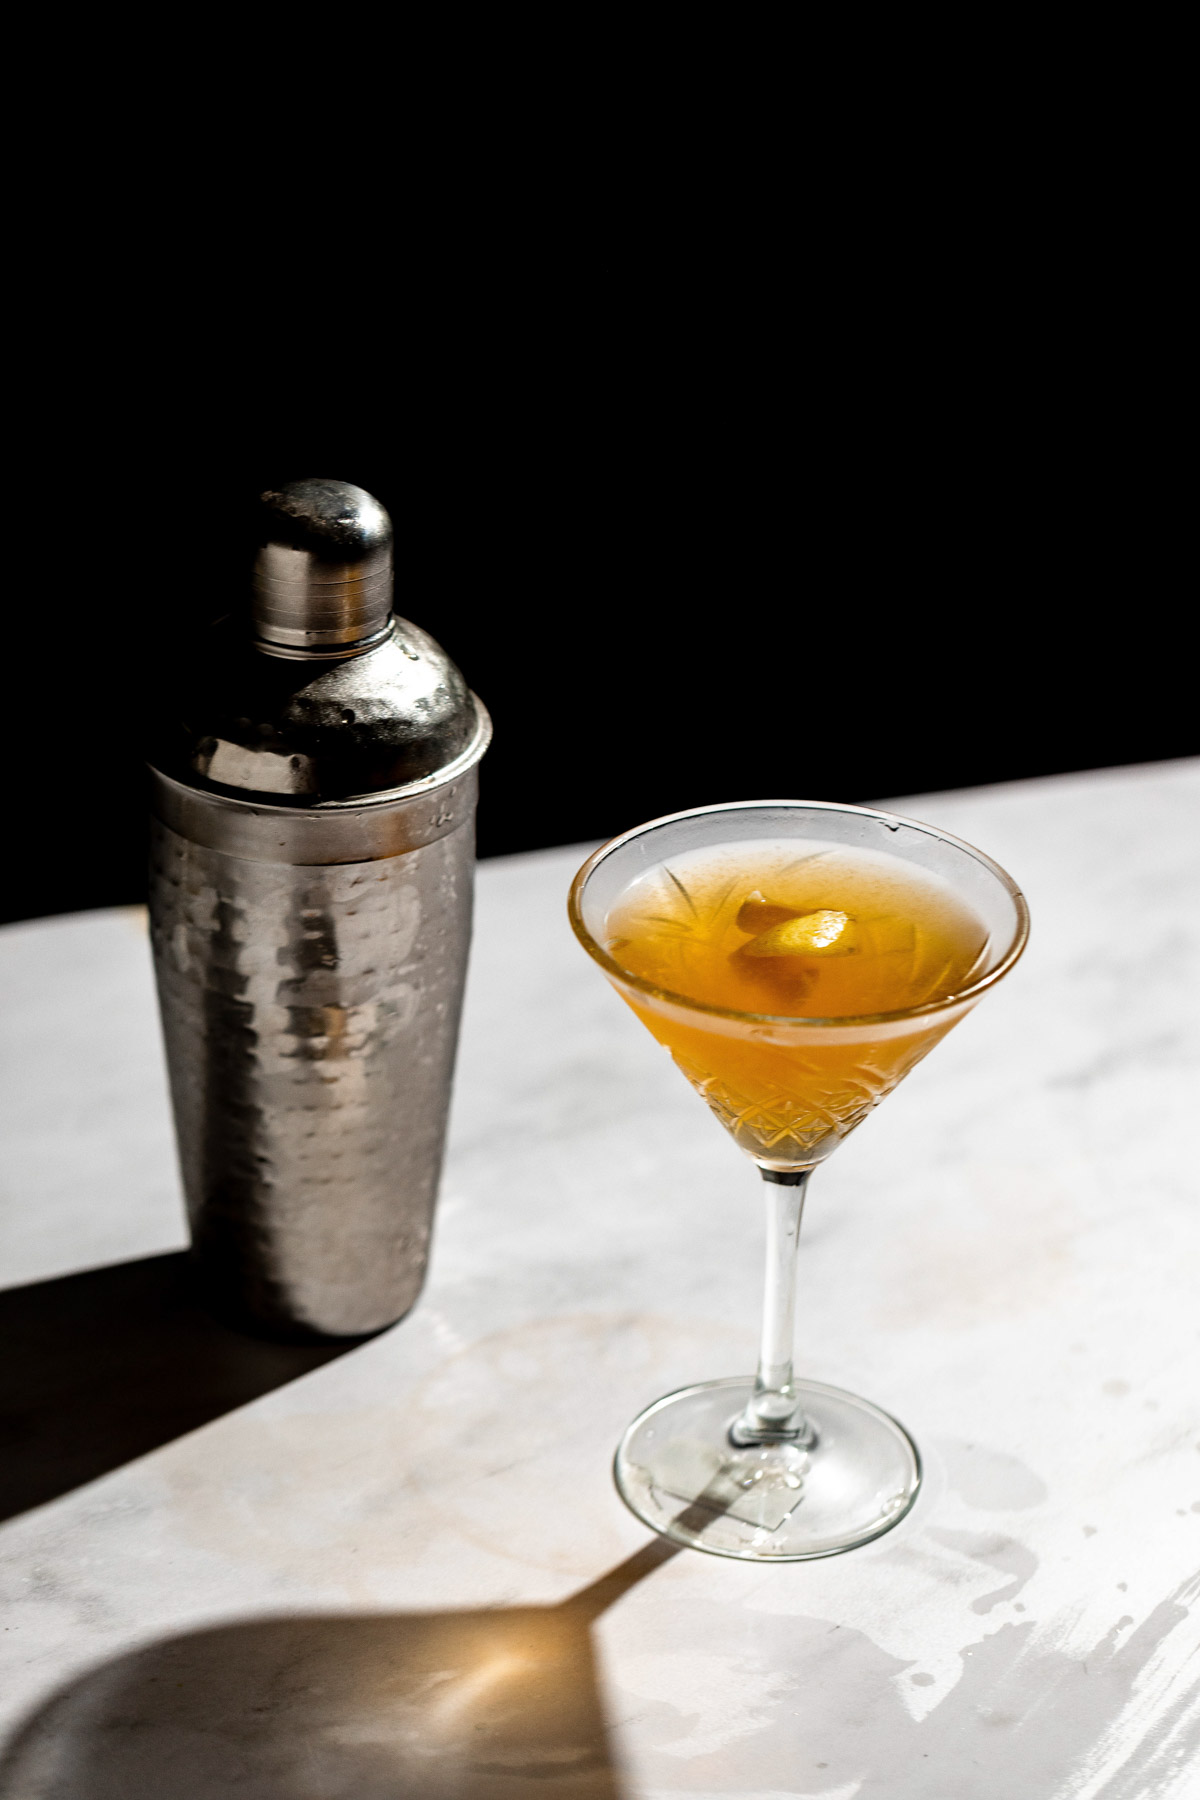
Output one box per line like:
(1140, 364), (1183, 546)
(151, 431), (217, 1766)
(147, 479), (490, 1340)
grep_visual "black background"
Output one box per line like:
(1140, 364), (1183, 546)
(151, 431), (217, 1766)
(7, 211), (1189, 926)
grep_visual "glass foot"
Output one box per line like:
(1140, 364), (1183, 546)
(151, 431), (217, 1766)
(614, 1376), (921, 1560)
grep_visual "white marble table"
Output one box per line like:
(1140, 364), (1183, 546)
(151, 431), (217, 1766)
(1, 762), (1197, 1800)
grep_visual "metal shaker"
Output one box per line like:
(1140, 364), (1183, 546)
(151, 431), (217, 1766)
(147, 479), (490, 1339)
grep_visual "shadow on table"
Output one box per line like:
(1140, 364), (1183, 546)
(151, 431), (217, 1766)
(0, 1535), (697, 1800)
(4, 1502), (1196, 1800)
(0, 1253), (360, 1524)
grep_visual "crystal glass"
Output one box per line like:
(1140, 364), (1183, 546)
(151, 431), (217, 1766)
(569, 800), (1029, 1560)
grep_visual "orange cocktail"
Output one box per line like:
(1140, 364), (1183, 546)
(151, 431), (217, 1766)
(604, 838), (989, 1168)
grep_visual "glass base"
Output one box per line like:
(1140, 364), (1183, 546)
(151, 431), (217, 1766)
(614, 1376), (921, 1561)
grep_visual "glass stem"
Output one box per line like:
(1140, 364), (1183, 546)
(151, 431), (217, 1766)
(730, 1169), (814, 1446)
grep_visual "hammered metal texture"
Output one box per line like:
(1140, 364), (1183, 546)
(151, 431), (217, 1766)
(149, 817), (474, 1338)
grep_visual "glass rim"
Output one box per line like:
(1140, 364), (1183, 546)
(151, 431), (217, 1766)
(568, 798), (1031, 1030)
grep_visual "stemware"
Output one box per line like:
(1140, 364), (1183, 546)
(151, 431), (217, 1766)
(569, 800), (1028, 1561)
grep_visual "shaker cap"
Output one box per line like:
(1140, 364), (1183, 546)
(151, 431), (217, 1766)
(148, 476), (489, 805)
(253, 479), (392, 653)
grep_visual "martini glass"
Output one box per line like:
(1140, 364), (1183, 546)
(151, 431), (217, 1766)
(569, 800), (1028, 1561)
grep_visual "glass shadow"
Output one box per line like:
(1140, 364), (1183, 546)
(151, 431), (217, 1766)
(0, 1536), (707, 1800)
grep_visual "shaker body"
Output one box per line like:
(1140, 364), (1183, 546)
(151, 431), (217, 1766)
(148, 764), (478, 1338)
(147, 479), (488, 1339)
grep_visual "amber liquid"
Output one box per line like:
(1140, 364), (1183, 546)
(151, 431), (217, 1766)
(605, 839), (990, 1166)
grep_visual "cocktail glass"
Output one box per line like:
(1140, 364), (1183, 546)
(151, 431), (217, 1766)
(569, 800), (1029, 1560)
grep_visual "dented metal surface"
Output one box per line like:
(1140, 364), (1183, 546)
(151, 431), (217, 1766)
(145, 477), (489, 1337)
(148, 806), (475, 1337)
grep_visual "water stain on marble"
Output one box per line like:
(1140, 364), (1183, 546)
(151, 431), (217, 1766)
(927, 1527), (1038, 1613)
(934, 1439), (1048, 1510)
(603, 1577), (1199, 1798)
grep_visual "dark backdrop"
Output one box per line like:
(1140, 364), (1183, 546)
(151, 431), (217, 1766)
(6, 313), (1189, 927)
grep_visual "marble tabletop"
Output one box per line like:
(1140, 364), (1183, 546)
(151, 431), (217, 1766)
(0, 761), (1197, 1800)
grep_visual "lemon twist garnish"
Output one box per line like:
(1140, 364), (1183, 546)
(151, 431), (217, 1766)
(742, 910), (858, 958)
(735, 892), (798, 934)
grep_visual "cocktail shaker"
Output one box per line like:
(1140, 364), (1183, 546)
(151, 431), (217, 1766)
(147, 479), (490, 1339)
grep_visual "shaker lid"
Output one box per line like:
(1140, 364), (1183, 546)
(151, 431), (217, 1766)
(149, 479), (489, 806)
(253, 479), (393, 654)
